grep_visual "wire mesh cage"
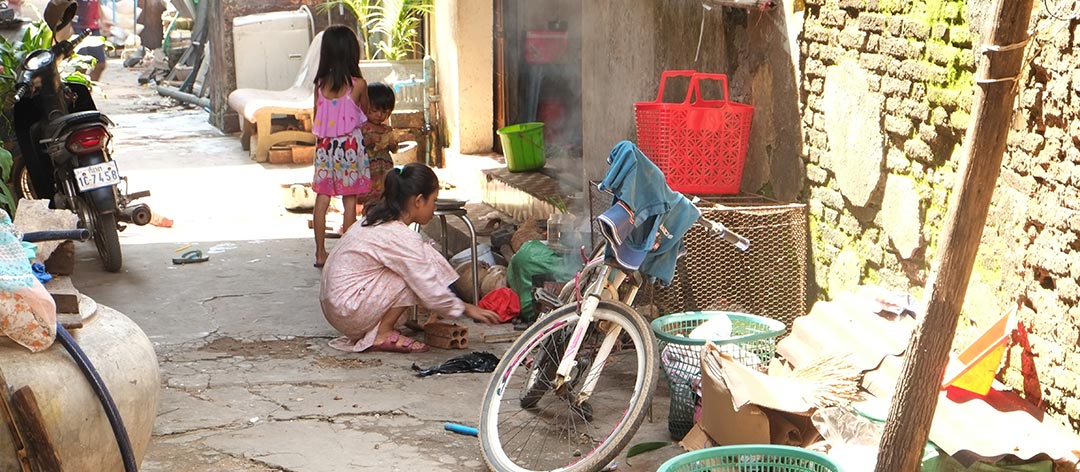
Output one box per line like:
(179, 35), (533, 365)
(650, 311), (786, 440)
(654, 195), (808, 327)
(587, 189), (808, 327)
(657, 445), (841, 472)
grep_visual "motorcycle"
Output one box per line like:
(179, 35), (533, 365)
(8, 0), (151, 272)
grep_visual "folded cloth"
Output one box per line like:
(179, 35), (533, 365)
(597, 141), (701, 284)
(0, 211), (56, 352)
(479, 287), (521, 323)
(31, 262), (52, 284)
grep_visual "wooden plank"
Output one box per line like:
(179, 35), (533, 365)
(874, 0), (1035, 469)
(10, 387), (63, 472)
(44, 276), (79, 314)
(0, 369), (33, 472)
(483, 332), (520, 344)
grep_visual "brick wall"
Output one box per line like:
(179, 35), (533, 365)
(800, 0), (1080, 430)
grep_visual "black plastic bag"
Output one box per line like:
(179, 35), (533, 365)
(412, 352), (500, 377)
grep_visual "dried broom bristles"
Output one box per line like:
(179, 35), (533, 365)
(779, 355), (864, 409)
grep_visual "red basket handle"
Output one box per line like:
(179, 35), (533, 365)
(652, 70), (697, 104)
(689, 73), (731, 105)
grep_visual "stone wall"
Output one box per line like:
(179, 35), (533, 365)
(800, 0), (1080, 429)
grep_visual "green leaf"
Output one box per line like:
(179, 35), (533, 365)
(0, 147), (16, 216)
(624, 441), (668, 462)
(0, 146), (11, 181)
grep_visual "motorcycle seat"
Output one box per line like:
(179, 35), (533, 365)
(42, 110), (114, 140)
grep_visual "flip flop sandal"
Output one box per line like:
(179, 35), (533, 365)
(173, 249), (209, 265)
(365, 331), (430, 353)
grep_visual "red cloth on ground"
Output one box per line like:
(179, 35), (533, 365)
(479, 287), (521, 323)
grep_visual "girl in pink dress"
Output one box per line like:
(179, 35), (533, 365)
(311, 25), (371, 268)
(320, 164), (501, 353)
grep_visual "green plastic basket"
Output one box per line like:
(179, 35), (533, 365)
(657, 445), (842, 472)
(650, 311), (786, 440)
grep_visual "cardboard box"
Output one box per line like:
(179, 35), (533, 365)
(697, 354), (772, 447)
(686, 345), (820, 451)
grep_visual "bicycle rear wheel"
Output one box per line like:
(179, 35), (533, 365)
(480, 300), (658, 472)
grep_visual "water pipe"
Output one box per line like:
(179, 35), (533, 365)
(423, 54), (436, 166)
(444, 422), (478, 437)
(56, 324), (138, 472)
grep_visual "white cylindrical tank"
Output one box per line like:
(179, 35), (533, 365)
(0, 302), (160, 471)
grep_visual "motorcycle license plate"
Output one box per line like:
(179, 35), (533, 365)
(74, 161), (121, 192)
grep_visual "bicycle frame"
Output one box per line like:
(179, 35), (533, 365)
(549, 243), (644, 403)
(548, 215), (748, 404)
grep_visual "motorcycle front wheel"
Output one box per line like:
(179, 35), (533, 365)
(80, 192), (122, 272)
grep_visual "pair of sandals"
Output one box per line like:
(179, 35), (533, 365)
(365, 330), (429, 353)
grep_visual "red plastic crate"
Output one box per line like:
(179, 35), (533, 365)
(635, 71), (753, 195)
(524, 30), (568, 64)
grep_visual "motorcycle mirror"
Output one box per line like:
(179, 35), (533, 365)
(43, 0), (77, 33)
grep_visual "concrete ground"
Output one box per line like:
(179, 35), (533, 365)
(60, 60), (683, 471)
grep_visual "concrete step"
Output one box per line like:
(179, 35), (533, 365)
(480, 166), (586, 222)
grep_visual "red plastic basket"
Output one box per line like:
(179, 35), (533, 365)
(635, 71), (754, 195)
(524, 30), (568, 63)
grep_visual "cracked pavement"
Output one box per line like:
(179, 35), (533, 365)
(60, 59), (677, 471)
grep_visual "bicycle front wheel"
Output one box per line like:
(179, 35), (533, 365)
(480, 301), (658, 472)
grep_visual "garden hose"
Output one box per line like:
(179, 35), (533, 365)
(55, 324), (137, 472)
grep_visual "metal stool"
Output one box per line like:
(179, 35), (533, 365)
(433, 201), (480, 304)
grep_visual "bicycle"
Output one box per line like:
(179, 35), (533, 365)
(478, 200), (750, 472)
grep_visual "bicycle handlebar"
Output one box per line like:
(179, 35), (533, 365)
(699, 217), (750, 252)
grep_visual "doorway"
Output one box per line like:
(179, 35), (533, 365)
(493, 0), (583, 161)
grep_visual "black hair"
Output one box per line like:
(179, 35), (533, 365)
(362, 163), (439, 226)
(368, 82), (396, 111)
(314, 25), (363, 93)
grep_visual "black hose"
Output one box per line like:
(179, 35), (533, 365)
(55, 324), (138, 472)
(21, 229), (90, 243)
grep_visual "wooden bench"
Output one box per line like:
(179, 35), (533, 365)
(227, 32), (322, 163)
(228, 33), (428, 163)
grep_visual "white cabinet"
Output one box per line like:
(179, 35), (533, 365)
(232, 8), (313, 90)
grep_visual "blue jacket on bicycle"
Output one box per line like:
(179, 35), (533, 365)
(598, 141), (700, 285)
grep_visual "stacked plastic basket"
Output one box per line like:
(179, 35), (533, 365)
(657, 445), (842, 472)
(650, 311), (786, 440)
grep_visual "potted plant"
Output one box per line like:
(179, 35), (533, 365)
(319, 0), (433, 60)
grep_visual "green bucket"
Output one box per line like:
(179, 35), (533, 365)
(497, 122), (545, 172)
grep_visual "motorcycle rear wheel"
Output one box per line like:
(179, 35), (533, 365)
(82, 194), (122, 272)
(10, 155), (36, 200)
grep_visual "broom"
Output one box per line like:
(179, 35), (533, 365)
(703, 342), (862, 409)
(776, 354), (863, 409)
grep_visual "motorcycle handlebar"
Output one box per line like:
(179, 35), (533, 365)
(52, 29), (90, 57)
(22, 229), (91, 243)
(12, 83), (29, 102)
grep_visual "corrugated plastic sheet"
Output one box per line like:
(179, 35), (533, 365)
(777, 289), (1080, 464)
(777, 291), (914, 372)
